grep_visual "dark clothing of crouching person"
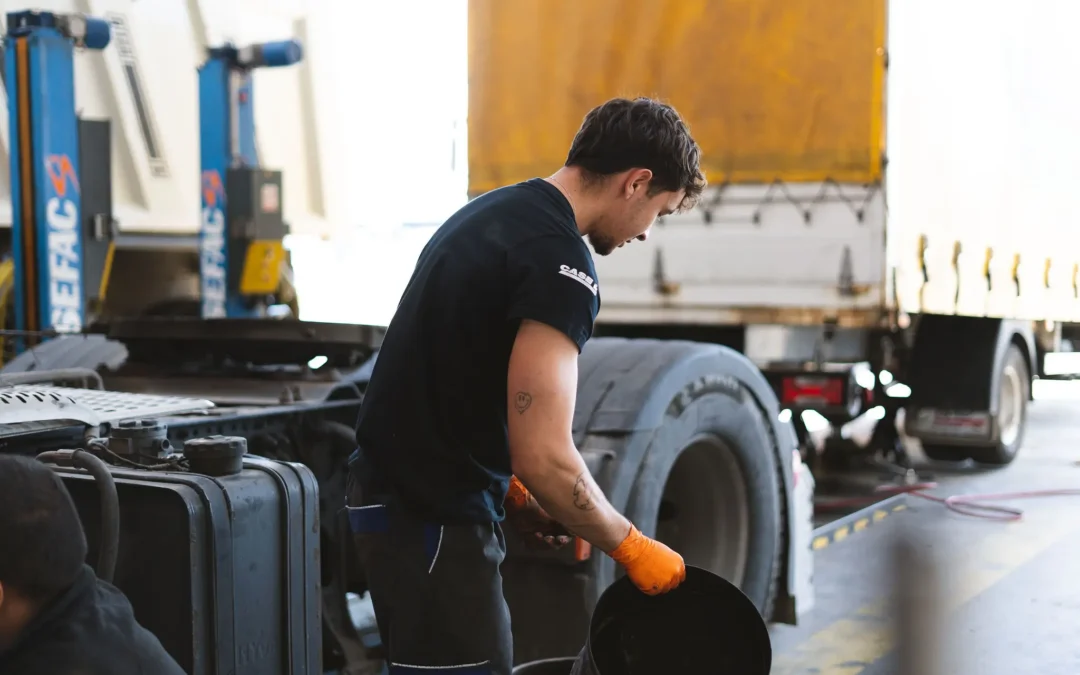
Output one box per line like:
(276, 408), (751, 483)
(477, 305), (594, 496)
(0, 453), (185, 675)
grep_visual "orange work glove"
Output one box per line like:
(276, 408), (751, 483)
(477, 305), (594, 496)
(506, 475), (532, 511)
(609, 523), (686, 595)
(505, 475), (572, 549)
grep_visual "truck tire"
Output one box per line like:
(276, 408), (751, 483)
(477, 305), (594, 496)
(922, 343), (1030, 465)
(504, 338), (787, 664)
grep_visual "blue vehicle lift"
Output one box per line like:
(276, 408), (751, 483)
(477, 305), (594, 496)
(4, 8), (304, 354)
(197, 39), (303, 319)
(5, 10), (111, 341)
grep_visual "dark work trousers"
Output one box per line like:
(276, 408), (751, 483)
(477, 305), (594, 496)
(346, 473), (512, 675)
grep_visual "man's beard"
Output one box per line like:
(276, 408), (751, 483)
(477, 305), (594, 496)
(587, 231), (616, 256)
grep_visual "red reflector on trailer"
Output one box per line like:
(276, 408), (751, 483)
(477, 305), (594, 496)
(781, 376), (844, 407)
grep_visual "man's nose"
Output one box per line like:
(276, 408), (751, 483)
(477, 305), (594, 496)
(637, 229), (650, 242)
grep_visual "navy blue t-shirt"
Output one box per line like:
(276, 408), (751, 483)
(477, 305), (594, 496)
(351, 179), (600, 524)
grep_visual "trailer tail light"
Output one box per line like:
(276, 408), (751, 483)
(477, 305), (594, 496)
(781, 375), (845, 407)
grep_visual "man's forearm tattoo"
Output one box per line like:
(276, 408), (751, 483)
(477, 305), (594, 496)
(573, 472), (595, 511)
(514, 392), (533, 414)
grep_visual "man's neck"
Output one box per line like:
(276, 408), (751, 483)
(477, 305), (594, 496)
(545, 168), (599, 235)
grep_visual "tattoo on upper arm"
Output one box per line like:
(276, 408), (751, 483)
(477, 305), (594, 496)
(514, 392), (533, 414)
(573, 472), (595, 511)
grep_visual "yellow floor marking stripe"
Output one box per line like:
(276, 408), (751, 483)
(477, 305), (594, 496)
(772, 514), (1080, 674)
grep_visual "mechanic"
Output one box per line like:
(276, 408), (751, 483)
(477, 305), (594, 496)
(346, 96), (706, 674)
(0, 454), (184, 675)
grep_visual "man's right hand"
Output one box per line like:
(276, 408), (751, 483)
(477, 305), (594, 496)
(609, 524), (686, 595)
(504, 475), (573, 550)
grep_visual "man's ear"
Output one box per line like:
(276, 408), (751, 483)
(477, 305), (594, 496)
(624, 168), (653, 199)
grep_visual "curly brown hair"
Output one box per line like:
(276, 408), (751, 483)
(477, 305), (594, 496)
(565, 97), (706, 211)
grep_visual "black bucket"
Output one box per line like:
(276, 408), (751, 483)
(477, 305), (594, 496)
(512, 657), (579, 674)
(572, 565), (771, 675)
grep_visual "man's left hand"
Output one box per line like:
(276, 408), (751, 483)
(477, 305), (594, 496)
(505, 475), (573, 550)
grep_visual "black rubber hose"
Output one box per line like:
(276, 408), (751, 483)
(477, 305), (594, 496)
(36, 450), (120, 583)
(1, 367), (105, 390)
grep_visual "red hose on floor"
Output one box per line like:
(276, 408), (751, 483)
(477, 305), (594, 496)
(816, 483), (1080, 522)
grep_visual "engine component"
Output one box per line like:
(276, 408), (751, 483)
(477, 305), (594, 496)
(0, 381), (215, 428)
(0, 371), (372, 674)
(0, 367), (104, 390)
(106, 316), (383, 369)
(55, 451), (321, 675)
(183, 435), (247, 476)
(107, 419), (171, 465)
(37, 449), (120, 583)
(0, 387), (101, 430)
(0, 333), (129, 374)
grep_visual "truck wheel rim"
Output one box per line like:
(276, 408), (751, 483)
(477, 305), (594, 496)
(655, 433), (750, 586)
(998, 363), (1023, 448)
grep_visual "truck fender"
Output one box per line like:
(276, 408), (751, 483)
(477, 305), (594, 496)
(993, 320), (1036, 406)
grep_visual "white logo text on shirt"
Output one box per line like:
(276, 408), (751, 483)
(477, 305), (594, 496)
(558, 264), (598, 295)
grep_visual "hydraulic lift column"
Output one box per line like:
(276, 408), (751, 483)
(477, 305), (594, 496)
(198, 40), (303, 319)
(4, 11), (110, 342)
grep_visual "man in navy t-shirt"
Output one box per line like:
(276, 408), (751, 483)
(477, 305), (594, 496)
(347, 97), (706, 674)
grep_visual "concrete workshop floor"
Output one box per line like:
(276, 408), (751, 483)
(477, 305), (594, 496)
(770, 379), (1080, 675)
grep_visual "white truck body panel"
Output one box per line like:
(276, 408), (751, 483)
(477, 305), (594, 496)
(0, 0), (337, 239)
(597, 0), (1080, 327)
(594, 183), (887, 327)
(887, 0), (1080, 324)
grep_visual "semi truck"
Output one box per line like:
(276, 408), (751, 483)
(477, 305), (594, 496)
(7, 0), (1073, 671)
(32, 0), (1079, 668)
(0, 0), (812, 671)
(469, 0), (1080, 469)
